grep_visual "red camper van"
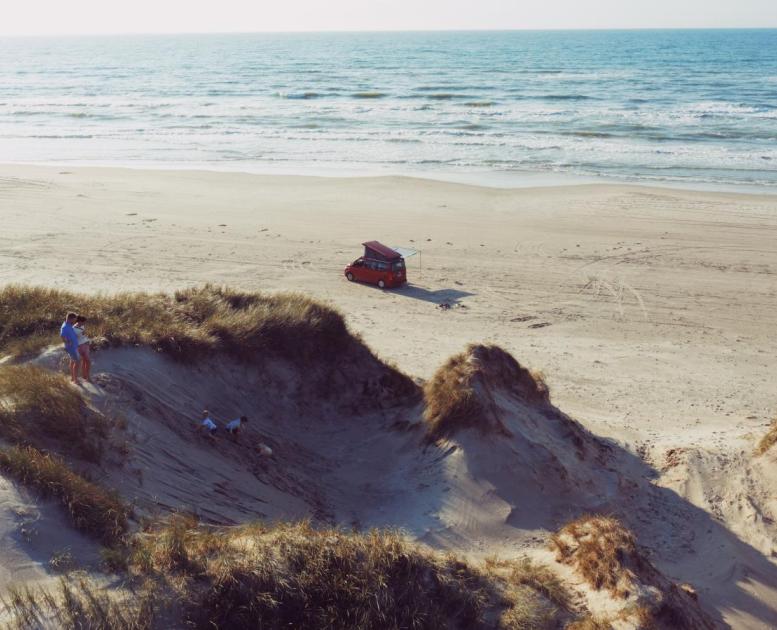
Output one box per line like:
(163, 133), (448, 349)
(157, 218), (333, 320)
(344, 241), (407, 288)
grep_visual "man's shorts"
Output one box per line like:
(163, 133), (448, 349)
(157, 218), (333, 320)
(67, 349), (80, 361)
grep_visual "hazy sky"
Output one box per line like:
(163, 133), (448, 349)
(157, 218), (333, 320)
(3, 0), (777, 36)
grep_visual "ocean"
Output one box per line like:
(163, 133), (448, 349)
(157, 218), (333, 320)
(1, 30), (776, 189)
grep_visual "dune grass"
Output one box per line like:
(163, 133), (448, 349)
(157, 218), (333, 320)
(7, 515), (715, 630)
(0, 365), (109, 462)
(484, 556), (572, 629)
(0, 284), (357, 363)
(130, 517), (491, 629)
(551, 515), (713, 630)
(551, 515), (643, 599)
(0, 364), (127, 545)
(3, 577), (154, 630)
(0, 284), (419, 403)
(566, 616), (613, 630)
(2, 516), (580, 630)
(485, 556), (571, 612)
(0, 446), (128, 546)
(423, 344), (549, 441)
(755, 417), (777, 456)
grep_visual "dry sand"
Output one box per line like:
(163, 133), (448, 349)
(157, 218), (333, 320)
(1, 164), (777, 628)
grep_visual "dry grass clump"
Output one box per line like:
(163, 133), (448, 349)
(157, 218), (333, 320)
(2, 517), (593, 629)
(485, 556), (572, 629)
(2, 576), (153, 630)
(0, 365), (108, 462)
(551, 515), (645, 598)
(552, 516), (714, 630)
(0, 364), (127, 546)
(755, 417), (777, 456)
(0, 446), (128, 546)
(566, 616), (613, 630)
(423, 344), (549, 441)
(0, 285), (351, 364)
(485, 556), (571, 612)
(130, 517), (490, 629)
(131, 518), (576, 629)
(0, 284), (418, 401)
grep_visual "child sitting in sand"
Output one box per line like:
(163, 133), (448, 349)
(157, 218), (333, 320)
(198, 410), (218, 437)
(226, 416), (248, 438)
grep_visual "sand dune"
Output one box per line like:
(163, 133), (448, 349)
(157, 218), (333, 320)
(1, 165), (777, 627)
(0, 337), (769, 626)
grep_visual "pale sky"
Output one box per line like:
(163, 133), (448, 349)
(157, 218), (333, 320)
(2, 0), (776, 36)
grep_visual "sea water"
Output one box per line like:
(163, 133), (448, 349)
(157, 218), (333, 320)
(1, 30), (776, 189)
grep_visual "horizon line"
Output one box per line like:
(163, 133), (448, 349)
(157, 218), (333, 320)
(2, 26), (777, 38)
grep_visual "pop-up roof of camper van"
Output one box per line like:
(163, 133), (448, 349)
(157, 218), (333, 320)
(362, 241), (402, 261)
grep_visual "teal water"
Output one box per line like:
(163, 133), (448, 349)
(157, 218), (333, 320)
(1, 30), (776, 188)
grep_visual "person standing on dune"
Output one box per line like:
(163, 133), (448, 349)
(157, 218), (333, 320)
(74, 315), (92, 382)
(59, 312), (81, 384)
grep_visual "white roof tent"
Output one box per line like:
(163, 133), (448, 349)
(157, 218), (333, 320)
(391, 246), (418, 259)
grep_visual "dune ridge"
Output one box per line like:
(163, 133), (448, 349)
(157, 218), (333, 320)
(0, 287), (747, 628)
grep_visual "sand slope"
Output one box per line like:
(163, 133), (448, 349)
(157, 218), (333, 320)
(0, 342), (770, 626)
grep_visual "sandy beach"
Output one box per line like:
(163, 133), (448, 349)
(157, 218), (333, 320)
(2, 163), (777, 627)
(2, 164), (775, 441)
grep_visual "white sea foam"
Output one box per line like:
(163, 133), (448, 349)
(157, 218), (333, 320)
(0, 30), (776, 189)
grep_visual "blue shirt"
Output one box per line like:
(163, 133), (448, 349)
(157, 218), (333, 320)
(60, 321), (79, 350)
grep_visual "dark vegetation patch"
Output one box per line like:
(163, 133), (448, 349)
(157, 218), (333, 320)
(3, 517), (577, 630)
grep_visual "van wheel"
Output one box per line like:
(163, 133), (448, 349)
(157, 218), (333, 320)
(346, 272), (354, 281)
(378, 280), (386, 289)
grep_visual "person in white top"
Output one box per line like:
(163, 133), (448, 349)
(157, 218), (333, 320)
(198, 410), (218, 438)
(226, 415), (248, 439)
(74, 315), (92, 382)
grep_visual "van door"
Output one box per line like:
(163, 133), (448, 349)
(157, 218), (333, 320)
(351, 258), (369, 282)
(357, 259), (376, 284)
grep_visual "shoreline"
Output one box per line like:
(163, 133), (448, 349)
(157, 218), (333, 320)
(3, 160), (776, 197)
